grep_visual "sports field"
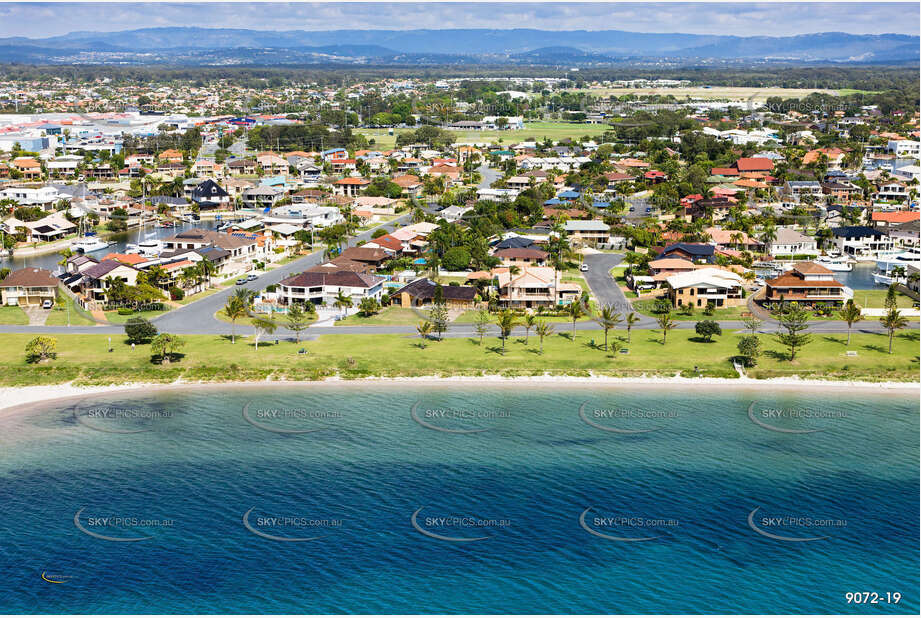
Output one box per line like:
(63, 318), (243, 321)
(562, 86), (844, 101)
(357, 121), (611, 149)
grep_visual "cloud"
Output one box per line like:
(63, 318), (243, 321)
(0, 2), (917, 38)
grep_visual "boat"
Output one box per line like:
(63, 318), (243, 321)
(815, 255), (853, 272)
(71, 236), (111, 253)
(158, 220), (177, 228)
(871, 248), (921, 285)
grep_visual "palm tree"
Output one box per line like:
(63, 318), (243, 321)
(224, 296), (248, 344)
(596, 305), (623, 351)
(233, 287), (256, 307)
(416, 320), (433, 348)
(838, 300), (862, 346)
(535, 320), (554, 355)
(880, 308), (908, 354)
(199, 259), (217, 288)
(656, 311), (676, 345)
(566, 301), (584, 341)
(334, 291), (353, 315)
(495, 310), (517, 354)
(522, 313), (536, 344)
(625, 312), (640, 343)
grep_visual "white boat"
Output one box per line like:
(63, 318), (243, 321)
(871, 249), (921, 285)
(815, 255), (853, 272)
(135, 238), (164, 257)
(71, 236), (111, 253)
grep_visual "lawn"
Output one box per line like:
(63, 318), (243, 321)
(104, 308), (170, 325)
(335, 306), (421, 326)
(0, 305), (28, 325)
(851, 289), (917, 310)
(1, 329), (916, 387)
(609, 266), (638, 298)
(632, 299), (751, 322)
(174, 285), (225, 306)
(45, 296), (96, 326)
(358, 121), (611, 149)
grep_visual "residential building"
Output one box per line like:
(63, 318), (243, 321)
(563, 220), (610, 247)
(764, 262), (850, 306)
(392, 278), (479, 309)
(830, 226), (893, 258)
(278, 269), (384, 307)
(766, 228), (819, 257)
(665, 268), (745, 309)
(494, 266), (581, 308)
(0, 267), (57, 306)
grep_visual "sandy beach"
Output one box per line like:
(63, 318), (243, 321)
(1, 375), (917, 419)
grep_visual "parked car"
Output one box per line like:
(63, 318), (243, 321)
(580, 263), (589, 272)
(42, 299), (54, 309)
(236, 278), (247, 285)
(247, 273), (258, 281)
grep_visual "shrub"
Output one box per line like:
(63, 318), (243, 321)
(124, 317), (158, 344)
(169, 286), (185, 301)
(25, 336), (57, 363)
(703, 301), (715, 316)
(117, 307), (135, 315)
(694, 319), (722, 342)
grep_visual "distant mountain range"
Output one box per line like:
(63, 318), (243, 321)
(0, 27), (916, 65)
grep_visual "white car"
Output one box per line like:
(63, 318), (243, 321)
(42, 299), (53, 309)
(580, 263), (589, 272)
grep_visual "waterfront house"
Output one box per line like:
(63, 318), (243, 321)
(764, 262), (850, 307)
(392, 278), (479, 310)
(494, 266), (581, 308)
(278, 270), (384, 307)
(0, 267), (58, 306)
(665, 268), (745, 309)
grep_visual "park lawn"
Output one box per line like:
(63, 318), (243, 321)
(632, 299), (751, 322)
(358, 121), (610, 150)
(851, 289), (917, 310)
(335, 306), (421, 326)
(0, 329), (916, 387)
(454, 309), (622, 324)
(0, 305), (28, 325)
(44, 296), (96, 326)
(104, 308), (170, 325)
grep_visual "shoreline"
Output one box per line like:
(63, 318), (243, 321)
(1, 374), (917, 419)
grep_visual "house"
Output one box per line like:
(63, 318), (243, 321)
(830, 226), (893, 258)
(333, 177), (370, 197)
(79, 260), (141, 303)
(256, 152), (289, 175)
(802, 148), (845, 170)
(0, 267), (58, 306)
(766, 228), (818, 257)
(494, 266), (581, 308)
(821, 180), (862, 203)
(659, 243), (716, 264)
(781, 181), (823, 202)
(733, 157), (774, 173)
(3, 211), (76, 243)
(563, 220), (610, 247)
(392, 278), (479, 309)
(665, 268), (745, 309)
(875, 181), (909, 203)
(336, 246), (392, 271)
(191, 179), (231, 209)
(162, 228), (260, 261)
(871, 211), (920, 229)
(704, 227), (762, 252)
(764, 262), (850, 307)
(392, 174), (423, 197)
(227, 158), (257, 176)
(158, 149), (184, 163)
(278, 269), (384, 307)
(493, 247), (549, 267)
(887, 220), (920, 248)
(887, 139), (921, 157)
(241, 186), (285, 209)
(604, 172), (633, 191)
(0, 186), (67, 210)
(10, 157), (42, 179)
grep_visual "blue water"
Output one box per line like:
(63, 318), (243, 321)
(0, 385), (917, 614)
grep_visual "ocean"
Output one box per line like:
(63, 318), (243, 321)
(0, 384), (917, 614)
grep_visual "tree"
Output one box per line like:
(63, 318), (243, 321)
(566, 301), (584, 341)
(838, 300), (862, 346)
(441, 247), (471, 271)
(495, 310), (517, 354)
(625, 312), (640, 343)
(694, 320), (722, 342)
(251, 316), (277, 351)
(334, 291), (353, 314)
(535, 320), (554, 355)
(286, 304), (310, 343)
(737, 335), (761, 368)
(596, 305), (623, 351)
(775, 305), (811, 361)
(473, 309), (491, 345)
(151, 333), (184, 364)
(742, 315), (763, 335)
(884, 284), (898, 310)
(124, 317), (157, 344)
(879, 308), (908, 354)
(416, 320), (433, 348)
(522, 313), (536, 344)
(224, 296), (248, 344)
(357, 297), (380, 317)
(429, 302), (448, 340)
(656, 311), (676, 345)
(25, 336), (56, 363)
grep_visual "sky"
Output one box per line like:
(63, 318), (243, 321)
(0, 2), (918, 39)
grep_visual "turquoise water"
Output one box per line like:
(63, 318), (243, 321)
(0, 384), (917, 614)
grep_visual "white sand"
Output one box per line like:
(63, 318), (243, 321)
(1, 374), (916, 419)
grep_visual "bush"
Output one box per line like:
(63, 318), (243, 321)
(25, 336), (57, 363)
(124, 317), (158, 344)
(117, 307), (135, 315)
(265, 284), (278, 293)
(442, 247), (471, 271)
(169, 286), (185, 301)
(694, 319), (722, 342)
(703, 301), (715, 316)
